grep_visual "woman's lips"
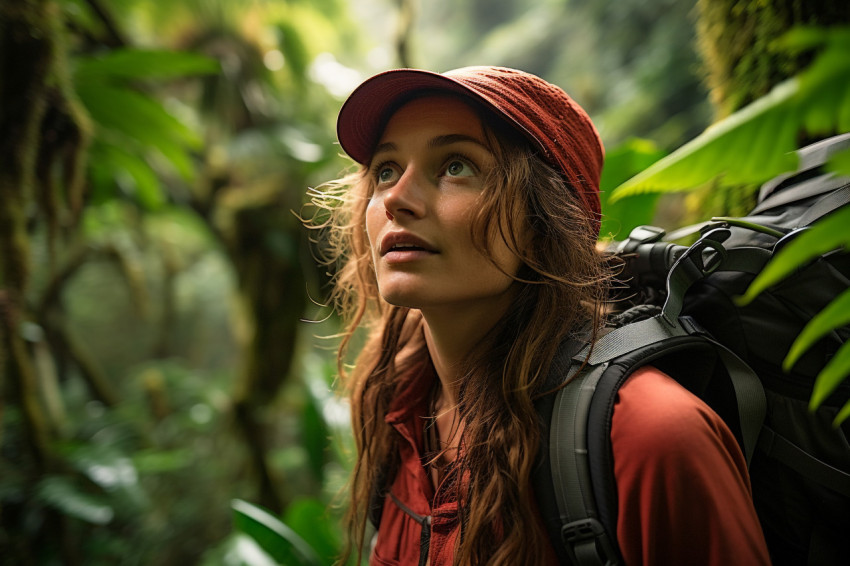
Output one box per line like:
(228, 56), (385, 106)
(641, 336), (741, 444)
(380, 231), (438, 258)
(383, 247), (436, 263)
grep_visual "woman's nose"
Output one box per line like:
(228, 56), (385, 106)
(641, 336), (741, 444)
(383, 169), (426, 220)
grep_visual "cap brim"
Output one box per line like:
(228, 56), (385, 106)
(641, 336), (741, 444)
(337, 69), (484, 165)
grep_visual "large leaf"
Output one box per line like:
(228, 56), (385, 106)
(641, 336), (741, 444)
(598, 138), (666, 239)
(808, 341), (850, 424)
(282, 498), (340, 565)
(827, 147), (850, 176)
(276, 21), (310, 85)
(232, 499), (322, 566)
(301, 381), (330, 483)
(36, 476), (114, 525)
(786, 289), (850, 373)
(221, 534), (280, 566)
(611, 26), (850, 201)
(610, 79), (800, 200)
(74, 49), (219, 82)
(92, 142), (166, 210)
(77, 82), (197, 179)
(737, 206), (850, 304)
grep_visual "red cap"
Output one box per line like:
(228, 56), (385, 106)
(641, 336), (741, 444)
(336, 66), (604, 231)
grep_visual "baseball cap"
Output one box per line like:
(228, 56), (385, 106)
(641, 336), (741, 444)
(336, 66), (604, 229)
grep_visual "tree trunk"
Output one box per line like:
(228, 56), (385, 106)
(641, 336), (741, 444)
(1, 2), (92, 562)
(690, 0), (850, 218)
(0, 0), (60, 472)
(696, 0), (850, 118)
(229, 202), (308, 513)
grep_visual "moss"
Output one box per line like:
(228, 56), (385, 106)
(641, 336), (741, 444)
(696, 0), (850, 117)
(0, 0), (91, 473)
(0, 0), (54, 292)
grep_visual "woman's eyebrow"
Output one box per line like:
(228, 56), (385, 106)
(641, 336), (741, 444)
(370, 134), (491, 162)
(371, 141), (397, 159)
(428, 134), (491, 152)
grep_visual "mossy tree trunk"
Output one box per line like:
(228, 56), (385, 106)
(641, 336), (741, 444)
(1, 0), (62, 473)
(229, 203), (307, 514)
(1, 1), (92, 563)
(697, 0), (850, 118)
(690, 0), (850, 217)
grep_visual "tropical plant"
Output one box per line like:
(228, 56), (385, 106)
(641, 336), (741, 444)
(610, 25), (850, 422)
(1, 0), (361, 563)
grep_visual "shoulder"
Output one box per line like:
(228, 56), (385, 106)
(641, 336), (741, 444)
(613, 366), (731, 446)
(610, 365), (747, 480)
(610, 369), (770, 565)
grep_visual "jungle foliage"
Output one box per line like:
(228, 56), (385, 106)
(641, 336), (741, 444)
(1, 0), (848, 565)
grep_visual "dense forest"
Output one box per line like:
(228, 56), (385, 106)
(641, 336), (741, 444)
(2, 0), (848, 564)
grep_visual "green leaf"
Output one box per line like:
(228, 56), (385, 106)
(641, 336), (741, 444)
(773, 26), (831, 52)
(132, 448), (192, 473)
(282, 498), (340, 565)
(598, 139), (666, 239)
(97, 143), (166, 210)
(737, 206), (850, 304)
(36, 476), (114, 525)
(834, 398), (850, 426)
(74, 49), (219, 82)
(277, 22), (310, 84)
(223, 533), (280, 566)
(77, 82), (198, 179)
(232, 499), (322, 566)
(786, 289), (850, 371)
(610, 78), (800, 201)
(611, 25), (850, 201)
(826, 147), (850, 176)
(302, 379), (330, 482)
(809, 341), (850, 416)
(797, 45), (850, 134)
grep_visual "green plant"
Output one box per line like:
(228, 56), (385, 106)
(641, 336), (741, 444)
(610, 25), (850, 422)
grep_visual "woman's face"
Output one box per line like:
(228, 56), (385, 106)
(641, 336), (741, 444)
(365, 96), (522, 312)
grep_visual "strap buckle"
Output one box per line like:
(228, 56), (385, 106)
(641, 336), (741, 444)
(561, 518), (619, 566)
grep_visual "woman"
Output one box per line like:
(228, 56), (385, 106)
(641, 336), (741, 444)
(311, 66), (770, 565)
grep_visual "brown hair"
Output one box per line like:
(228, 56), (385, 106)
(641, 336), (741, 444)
(308, 97), (610, 565)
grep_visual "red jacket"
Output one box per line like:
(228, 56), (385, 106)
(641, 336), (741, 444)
(371, 364), (771, 565)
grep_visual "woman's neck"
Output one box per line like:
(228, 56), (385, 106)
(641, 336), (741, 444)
(420, 292), (515, 408)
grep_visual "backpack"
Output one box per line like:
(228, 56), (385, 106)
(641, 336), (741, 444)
(534, 133), (850, 565)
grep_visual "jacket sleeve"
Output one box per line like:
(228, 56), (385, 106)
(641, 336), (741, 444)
(611, 367), (772, 566)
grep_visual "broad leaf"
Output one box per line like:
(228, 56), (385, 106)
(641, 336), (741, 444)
(36, 476), (114, 525)
(599, 139), (666, 239)
(809, 341), (850, 425)
(835, 395), (850, 425)
(232, 499), (322, 566)
(77, 83), (198, 179)
(610, 26), (850, 201)
(277, 22), (310, 84)
(74, 49), (219, 82)
(827, 147), (850, 176)
(223, 534), (280, 566)
(282, 498), (340, 565)
(94, 143), (166, 210)
(302, 380), (330, 483)
(786, 289), (850, 372)
(737, 206), (850, 304)
(610, 79), (800, 200)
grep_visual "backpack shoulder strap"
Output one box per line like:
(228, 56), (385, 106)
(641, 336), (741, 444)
(546, 316), (691, 566)
(543, 229), (768, 565)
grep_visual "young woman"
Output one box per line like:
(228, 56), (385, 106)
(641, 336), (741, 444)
(312, 66), (770, 565)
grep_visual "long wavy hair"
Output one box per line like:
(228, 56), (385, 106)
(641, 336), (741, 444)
(308, 95), (611, 565)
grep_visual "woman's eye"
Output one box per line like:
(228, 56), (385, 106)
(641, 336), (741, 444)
(445, 159), (474, 178)
(376, 165), (398, 184)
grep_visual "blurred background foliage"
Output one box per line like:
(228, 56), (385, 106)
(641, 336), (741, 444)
(1, 0), (847, 564)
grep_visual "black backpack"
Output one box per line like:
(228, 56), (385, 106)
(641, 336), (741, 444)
(534, 133), (850, 565)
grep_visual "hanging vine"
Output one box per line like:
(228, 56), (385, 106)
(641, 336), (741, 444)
(0, 0), (92, 469)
